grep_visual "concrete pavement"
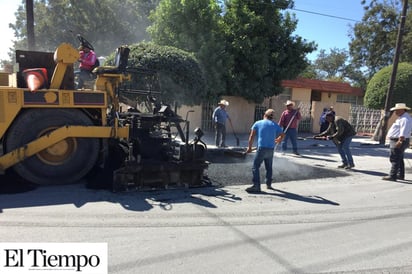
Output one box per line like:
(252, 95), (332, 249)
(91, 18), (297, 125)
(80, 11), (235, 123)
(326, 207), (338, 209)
(2, 132), (412, 273)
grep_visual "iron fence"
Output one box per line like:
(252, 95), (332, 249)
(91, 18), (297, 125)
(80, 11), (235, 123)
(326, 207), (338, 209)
(202, 102), (215, 132)
(201, 101), (382, 135)
(297, 101), (312, 133)
(349, 105), (381, 135)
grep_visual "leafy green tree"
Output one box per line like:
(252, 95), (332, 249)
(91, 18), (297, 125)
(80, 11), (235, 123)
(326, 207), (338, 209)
(298, 63), (317, 79)
(401, 5), (412, 63)
(223, 0), (316, 102)
(148, 0), (316, 103)
(114, 42), (206, 106)
(0, 60), (13, 73)
(349, 0), (411, 79)
(344, 63), (368, 89)
(9, 0), (157, 57)
(148, 0), (227, 99)
(364, 62), (412, 109)
(314, 48), (349, 80)
(310, 48), (366, 88)
(8, 0), (206, 105)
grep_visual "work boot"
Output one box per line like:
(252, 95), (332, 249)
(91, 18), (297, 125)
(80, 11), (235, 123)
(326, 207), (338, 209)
(245, 186), (261, 193)
(337, 164), (347, 168)
(382, 176), (396, 181)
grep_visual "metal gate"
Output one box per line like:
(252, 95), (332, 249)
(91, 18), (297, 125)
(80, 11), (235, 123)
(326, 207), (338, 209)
(202, 102), (215, 132)
(349, 105), (381, 135)
(297, 101), (312, 133)
(254, 105), (266, 122)
(253, 101), (312, 132)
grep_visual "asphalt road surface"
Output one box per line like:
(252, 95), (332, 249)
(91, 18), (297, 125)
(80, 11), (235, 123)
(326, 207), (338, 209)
(1, 139), (412, 273)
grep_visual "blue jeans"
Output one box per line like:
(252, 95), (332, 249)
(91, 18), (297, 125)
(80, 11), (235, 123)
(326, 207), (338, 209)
(214, 122), (226, 147)
(336, 136), (354, 166)
(281, 128), (298, 153)
(252, 147), (274, 189)
(76, 69), (93, 89)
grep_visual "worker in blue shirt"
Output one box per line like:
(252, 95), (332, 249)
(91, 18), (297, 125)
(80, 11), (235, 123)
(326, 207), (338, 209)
(245, 109), (285, 193)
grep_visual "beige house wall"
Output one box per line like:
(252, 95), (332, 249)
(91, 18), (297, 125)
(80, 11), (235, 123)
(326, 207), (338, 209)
(177, 96), (255, 134)
(223, 96), (256, 133)
(178, 98), (358, 134)
(311, 101), (352, 133)
(288, 88), (351, 133)
(176, 105), (203, 132)
(291, 87), (311, 103)
(177, 86), (363, 135)
(321, 92), (337, 105)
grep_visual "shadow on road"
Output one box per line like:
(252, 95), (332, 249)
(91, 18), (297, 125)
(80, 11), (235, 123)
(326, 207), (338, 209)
(350, 169), (387, 177)
(0, 179), (242, 213)
(264, 188), (340, 206)
(0, 170), (37, 194)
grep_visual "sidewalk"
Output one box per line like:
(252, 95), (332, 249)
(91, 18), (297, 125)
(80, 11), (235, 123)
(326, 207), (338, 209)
(199, 131), (381, 149)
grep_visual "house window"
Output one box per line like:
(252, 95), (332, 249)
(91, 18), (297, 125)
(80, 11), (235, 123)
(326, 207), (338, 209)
(337, 94), (359, 104)
(311, 90), (321, 101)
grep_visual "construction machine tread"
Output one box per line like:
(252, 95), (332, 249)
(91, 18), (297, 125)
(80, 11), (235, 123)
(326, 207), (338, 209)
(5, 109), (100, 185)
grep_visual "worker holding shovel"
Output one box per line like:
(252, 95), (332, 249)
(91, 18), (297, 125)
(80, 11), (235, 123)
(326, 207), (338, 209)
(245, 109), (284, 193)
(314, 111), (356, 169)
(212, 99), (232, 147)
(278, 100), (302, 156)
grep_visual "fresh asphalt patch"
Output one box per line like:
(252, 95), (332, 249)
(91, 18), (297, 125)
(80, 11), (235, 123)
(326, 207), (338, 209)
(206, 148), (348, 186)
(0, 147), (349, 194)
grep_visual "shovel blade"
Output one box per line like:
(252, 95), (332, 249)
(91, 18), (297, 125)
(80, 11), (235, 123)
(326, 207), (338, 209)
(223, 148), (247, 158)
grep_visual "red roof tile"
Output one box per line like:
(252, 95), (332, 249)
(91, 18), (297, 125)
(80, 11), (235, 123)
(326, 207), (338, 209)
(281, 78), (364, 96)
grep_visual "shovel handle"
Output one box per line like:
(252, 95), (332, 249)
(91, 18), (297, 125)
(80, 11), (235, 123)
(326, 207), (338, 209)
(245, 147), (257, 154)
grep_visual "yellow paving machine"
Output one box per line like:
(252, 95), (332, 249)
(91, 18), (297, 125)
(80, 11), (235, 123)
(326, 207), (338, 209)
(0, 36), (209, 191)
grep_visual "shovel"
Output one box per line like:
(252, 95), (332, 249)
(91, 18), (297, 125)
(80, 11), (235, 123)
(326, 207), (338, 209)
(228, 119), (240, 146)
(283, 103), (302, 134)
(274, 103), (302, 152)
(224, 147), (256, 158)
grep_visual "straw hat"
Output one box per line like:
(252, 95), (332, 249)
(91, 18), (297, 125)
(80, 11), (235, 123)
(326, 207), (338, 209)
(390, 103), (411, 111)
(218, 99), (229, 106)
(285, 100), (295, 106)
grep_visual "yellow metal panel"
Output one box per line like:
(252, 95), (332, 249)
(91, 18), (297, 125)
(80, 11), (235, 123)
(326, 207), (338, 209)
(50, 43), (79, 89)
(0, 92), (3, 122)
(20, 90), (107, 108)
(0, 88), (22, 139)
(50, 64), (68, 89)
(0, 125), (129, 172)
(62, 92), (71, 104)
(8, 91), (18, 103)
(54, 43), (79, 63)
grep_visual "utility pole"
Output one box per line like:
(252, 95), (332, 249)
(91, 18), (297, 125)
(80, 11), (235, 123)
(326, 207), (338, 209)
(379, 0), (408, 144)
(26, 0), (35, 51)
